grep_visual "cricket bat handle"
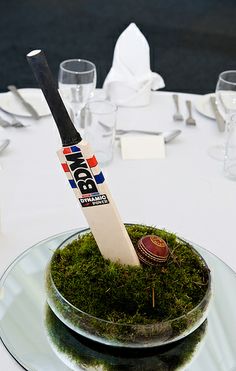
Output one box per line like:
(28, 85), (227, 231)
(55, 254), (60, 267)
(27, 49), (81, 146)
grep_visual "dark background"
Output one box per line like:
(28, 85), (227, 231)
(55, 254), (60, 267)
(1, 0), (236, 94)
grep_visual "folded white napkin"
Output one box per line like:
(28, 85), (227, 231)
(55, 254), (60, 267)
(103, 23), (165, 107)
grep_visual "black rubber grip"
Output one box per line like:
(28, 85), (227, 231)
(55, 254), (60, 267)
(27, 50), (82, 146)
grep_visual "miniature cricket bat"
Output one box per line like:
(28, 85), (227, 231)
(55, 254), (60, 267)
(27, 50), (140, 266)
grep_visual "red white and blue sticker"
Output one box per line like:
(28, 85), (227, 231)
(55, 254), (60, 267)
(61, 145), (109, 207)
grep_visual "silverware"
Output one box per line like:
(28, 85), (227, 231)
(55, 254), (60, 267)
(0, 114), (26, 128)
(172, 94), (184, 121)
(210, 96), (225, 132)
(0, 139), (10, 154)
(163, 129), (182, 143)
(185, 100), (196, 125)
(10, 116), (26, 128)
(115, 129), (182, 143)
(0, 116), (11, 128)
(7, 85), (40, 120)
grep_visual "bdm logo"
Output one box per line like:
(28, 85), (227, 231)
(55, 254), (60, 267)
(64, 147), (109, 208)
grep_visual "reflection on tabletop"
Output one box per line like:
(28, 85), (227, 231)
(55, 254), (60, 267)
(1, 230), (236, 370)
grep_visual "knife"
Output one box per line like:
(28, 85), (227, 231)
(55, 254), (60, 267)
(114, 129), (181, 143)
(0, 139), (10, 154)
(7, 85), (40, 120)
(210, 96), (225, 132)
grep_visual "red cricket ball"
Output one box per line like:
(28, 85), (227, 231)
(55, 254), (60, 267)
(136, 235), (170, 266)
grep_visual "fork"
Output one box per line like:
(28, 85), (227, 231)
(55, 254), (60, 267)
(0, 116), (11, 128)
(10, 115), (26, 128)
(185, 100), (196, 126)
(172, 94), (184, 121)
(0, 111), (26, 128)
(0, 116), (26, 128)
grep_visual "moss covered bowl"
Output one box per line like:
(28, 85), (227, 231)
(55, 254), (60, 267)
(45, 224), (212, 348)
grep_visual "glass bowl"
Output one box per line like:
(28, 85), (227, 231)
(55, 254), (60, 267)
(45, 227), (212, 348)
(45, 304), (208, 370)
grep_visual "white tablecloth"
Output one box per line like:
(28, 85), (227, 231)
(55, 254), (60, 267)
(0, 90), (235, 369)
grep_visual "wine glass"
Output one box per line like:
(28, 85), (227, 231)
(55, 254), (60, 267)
(208, 70), (236, 160)
(58, 59), (96, 129)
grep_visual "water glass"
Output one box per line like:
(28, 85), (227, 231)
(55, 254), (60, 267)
(84, 100), (117, 165)
(208, 70), (236, 161)
(214, 71), (236, 179)
(58, 59), (96, 129)
(224, 114), (236, 180)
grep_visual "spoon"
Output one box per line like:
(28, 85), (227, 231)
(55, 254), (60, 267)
(0, 139), (10, 154)
(115, 129), (182, 143)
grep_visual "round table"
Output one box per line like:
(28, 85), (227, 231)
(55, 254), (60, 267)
(0, 90), (236, 370)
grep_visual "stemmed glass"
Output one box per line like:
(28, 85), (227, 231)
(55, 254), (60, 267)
(58, 59), (96, 129)
(208, 70), (236, 160)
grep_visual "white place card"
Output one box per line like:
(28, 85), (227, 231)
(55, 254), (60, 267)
(120, 135), (166, 160)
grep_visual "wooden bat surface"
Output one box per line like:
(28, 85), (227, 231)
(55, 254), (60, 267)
(58, 140), (140, 265)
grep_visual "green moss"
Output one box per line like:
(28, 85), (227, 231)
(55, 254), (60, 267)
(48, 225), (210, 325)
